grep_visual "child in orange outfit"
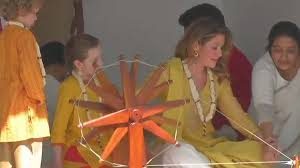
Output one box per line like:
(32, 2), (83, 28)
(0, 0), (50, 167)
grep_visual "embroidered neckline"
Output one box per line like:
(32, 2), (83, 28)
(72, 70), (102, 120)
(182, 60), (216, 123)
(7, 21), (25, 28)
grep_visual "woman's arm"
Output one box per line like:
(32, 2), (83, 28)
(252, 61), (277, 139)
(218, 79), (261, 139)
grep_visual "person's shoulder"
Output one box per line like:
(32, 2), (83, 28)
(166, 57), (183, 69)
(253, 52), (275, 72)
(60, 75), (79, 89)
(7, 25), (37, 43)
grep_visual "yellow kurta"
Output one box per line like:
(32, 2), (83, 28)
(160, 58), (263, 168)
(0, 24), (49, 142)
(51, 75), (111, 168)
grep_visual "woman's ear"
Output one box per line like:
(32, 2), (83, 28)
(191, 41), (202, 57)
(192, 41), (201, 52)
(73, 60), (83, 71)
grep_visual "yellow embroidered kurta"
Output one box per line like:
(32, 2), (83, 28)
(51, 75), (112, 168)
(160, 58), (263, 168)
(0, 24), (49, 142)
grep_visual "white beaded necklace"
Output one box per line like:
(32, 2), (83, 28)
(72, 70), (102, 120)
(182, 60), (217, 123)
(8, 21), (46, 85)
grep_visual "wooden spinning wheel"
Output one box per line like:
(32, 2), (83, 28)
(74, 56), (189, 168)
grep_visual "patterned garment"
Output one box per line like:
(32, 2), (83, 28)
(0, 23), (49, 142)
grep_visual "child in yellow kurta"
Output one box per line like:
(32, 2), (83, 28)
(153, 19), (276, 168)
(51, 34), (114, 168)
(0, 0), (49, 167)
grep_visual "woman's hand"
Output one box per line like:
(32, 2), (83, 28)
(262, 136), (279, 167)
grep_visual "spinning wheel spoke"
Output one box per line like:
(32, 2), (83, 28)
(80, 109), (129, 128)
(141, 99), (189, 119)
(138, 80), (173, 105)
(101, 127), (128, 160)
(69, 99), (114, 114)
(143, 120), (176, 144)
(130, 56), (139, 92)
(87, 80), (124, 110)
(129, 123), (146, 168)
(120, 56), (136, 107)
(96, 69), (121, 98)
(137, 65), (165, 104)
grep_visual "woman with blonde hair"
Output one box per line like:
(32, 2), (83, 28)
(153, 18), (274, 168)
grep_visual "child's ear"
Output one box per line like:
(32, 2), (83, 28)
(73, 60), (83, 71)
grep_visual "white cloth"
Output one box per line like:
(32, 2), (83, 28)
(252, 52), (288, 123)
(0, 17), (7, 30)
(161, 142), (211, 168)
(45, 74), (60, 127)
(42, 74), (60, 168)
(251, 52), (300, 156)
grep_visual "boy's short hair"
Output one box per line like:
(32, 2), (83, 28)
(178, 3), (225, 29)
(40, 41), (65, 67)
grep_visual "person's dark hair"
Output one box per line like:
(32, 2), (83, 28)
(178, 3), (225, 29)
(40, 41), (65, 67)
(65, 33), (100, 71)
(267, 21), (300, 52)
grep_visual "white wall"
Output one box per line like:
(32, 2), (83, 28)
(223, 0), (300, 63)
(84, 0), (223, 84)
(84, 0), (223, 65)
(84, 0), (300, 66)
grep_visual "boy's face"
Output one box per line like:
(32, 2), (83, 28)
(74, 45), (104, 80)
(17, 7), (40, 28)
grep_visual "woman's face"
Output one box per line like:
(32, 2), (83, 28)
(270, 35), (299, 72)
(193, 34), (225, 68)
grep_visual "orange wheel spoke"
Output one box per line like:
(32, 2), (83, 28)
(137, 65), (165, 104)
(80, 109), (129, 128)
(138, 80), (173, 105)
(142, 99), (189, 119)
(102, 127), (128, 160)
(88, 82), (124, 110)
(143, 120), (176, 144)
(120, 56), (136, 107)
(130, 56), (139, 92)
(96, 69), (121, 98)
(69, 99), (114, 114)
(129, 123), (145, 168)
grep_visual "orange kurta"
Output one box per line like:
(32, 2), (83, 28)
(0, 23), (49, 142)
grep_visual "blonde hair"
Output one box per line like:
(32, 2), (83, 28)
(0, 0), (43, 20)
(175, 18), (232, 81)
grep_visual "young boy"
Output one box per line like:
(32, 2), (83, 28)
(0, 0), (50, 167)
